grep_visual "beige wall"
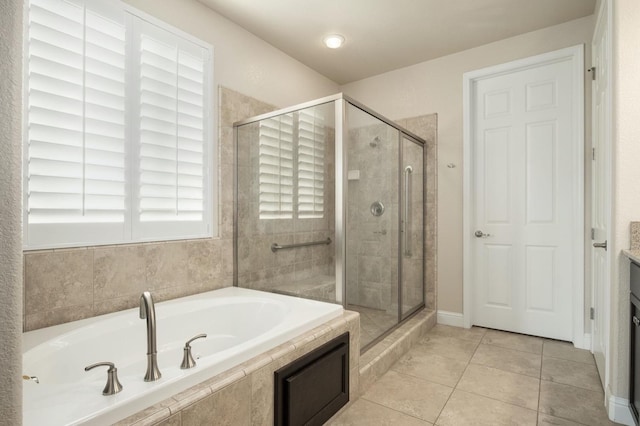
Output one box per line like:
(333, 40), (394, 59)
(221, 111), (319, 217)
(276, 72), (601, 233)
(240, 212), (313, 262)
(610, 0), (640, 401)
(0, 0), (23, 422)
(342, 16), (595, 314)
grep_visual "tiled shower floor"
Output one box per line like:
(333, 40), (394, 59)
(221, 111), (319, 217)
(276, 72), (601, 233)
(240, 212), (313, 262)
(329, 325), (616, 426)
(346, 304), (397, 348)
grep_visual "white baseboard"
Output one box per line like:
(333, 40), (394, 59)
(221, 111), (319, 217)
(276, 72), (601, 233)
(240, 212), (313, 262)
(608, 395), (634, 425)
(573, 333), (591, 350)
(437, 310), (465, 328)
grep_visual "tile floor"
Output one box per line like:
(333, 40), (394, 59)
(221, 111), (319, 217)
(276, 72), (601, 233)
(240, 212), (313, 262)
(328, 325), (617, 426)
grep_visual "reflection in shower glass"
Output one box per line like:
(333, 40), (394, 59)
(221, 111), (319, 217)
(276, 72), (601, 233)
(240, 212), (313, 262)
(234, 94), (426, 353)
(235, 102), (337, 303)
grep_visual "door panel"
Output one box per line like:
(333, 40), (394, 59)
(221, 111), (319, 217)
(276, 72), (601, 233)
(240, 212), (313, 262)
(472, 57), (576, 340)
(591, 2), (611, 385)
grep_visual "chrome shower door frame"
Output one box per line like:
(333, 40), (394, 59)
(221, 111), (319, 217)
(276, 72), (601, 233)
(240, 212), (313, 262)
(233, 93), (426, 343)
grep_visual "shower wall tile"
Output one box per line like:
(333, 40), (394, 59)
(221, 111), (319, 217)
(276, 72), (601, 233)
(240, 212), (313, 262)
(22, 86), (278, 331)
(346, 113), (437, 315)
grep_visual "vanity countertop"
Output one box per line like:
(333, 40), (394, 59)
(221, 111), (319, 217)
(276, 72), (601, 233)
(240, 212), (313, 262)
(623, 249), (640, 265)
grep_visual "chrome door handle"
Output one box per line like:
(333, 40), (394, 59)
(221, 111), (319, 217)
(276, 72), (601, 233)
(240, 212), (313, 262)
(633, 316), (640, 327)
(474, 230), (491, 238)
(593, 240), (607, 250)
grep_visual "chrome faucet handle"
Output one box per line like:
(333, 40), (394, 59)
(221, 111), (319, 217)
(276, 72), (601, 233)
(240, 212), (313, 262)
(180, 333), (207, 369)
(85, 362), (123, 395)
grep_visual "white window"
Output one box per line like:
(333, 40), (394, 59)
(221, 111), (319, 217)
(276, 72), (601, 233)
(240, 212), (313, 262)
(23, 0), (214, 249)
(258, 108), (325, 220)
(297, 109), (325, 219)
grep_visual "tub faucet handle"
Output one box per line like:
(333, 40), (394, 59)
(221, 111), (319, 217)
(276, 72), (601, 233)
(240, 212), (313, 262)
(84, 362), (123, 395)
(181, 333), (207, 369)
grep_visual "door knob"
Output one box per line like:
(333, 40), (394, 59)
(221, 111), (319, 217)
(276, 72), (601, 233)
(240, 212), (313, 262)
(474, 230), (491, 238)
(593, 240), (607, 250)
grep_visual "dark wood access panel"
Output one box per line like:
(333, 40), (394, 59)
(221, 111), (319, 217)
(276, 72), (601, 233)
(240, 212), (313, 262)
(274, 332), (349, 426)
(630, 261), (640, 425)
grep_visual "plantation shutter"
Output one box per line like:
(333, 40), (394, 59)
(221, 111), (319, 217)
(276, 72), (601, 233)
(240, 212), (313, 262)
(135, 20), (210, 239)
(258, 114), (294, 219)
(297, 109), (325, 219)
(25, 0), (127, 247)
(24, 0), (214, 249)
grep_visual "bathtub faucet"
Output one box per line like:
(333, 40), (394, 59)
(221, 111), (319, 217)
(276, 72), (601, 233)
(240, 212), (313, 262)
(139, 291), (162, 381)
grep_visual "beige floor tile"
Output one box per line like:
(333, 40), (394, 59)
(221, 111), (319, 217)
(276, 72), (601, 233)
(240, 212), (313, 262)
(416, 334), (479, 361)
(435, 389), (537, 426)
(537, 413), (583, 425)
(456, 364), (540, 410)
(429, 324), (487, 342)
(482, 329), (543, 354)
(363, 370), (453, 423)
(391, 348), (468, 387)
(539, 381), (612, 426)
(327, 398), (433, 426)
(541, 357), (603, 392)
(543, 340), (595, 365)
(471, 343), (542, 377)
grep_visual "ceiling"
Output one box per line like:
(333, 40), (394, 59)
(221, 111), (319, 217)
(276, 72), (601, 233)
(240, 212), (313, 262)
(198, 0), (596, 85)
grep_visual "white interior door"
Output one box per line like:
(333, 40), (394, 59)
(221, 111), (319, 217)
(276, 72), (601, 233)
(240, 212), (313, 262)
(468, 49), (583, 341)
(591, 1), (611, 386)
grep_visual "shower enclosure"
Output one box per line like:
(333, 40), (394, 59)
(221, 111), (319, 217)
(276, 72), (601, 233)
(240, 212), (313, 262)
(234, 94), (425, 350)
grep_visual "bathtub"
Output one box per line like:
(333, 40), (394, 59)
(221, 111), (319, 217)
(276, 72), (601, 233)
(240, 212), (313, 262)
(22, 287), (343, 425)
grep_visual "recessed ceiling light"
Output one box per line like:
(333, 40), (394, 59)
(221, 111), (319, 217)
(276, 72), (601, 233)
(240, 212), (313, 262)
(323, 34), (345, 49)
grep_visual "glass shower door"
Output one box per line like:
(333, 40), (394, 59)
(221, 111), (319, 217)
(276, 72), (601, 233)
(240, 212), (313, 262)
(401, 135), (424, 317)
(345, 103), (400, 349)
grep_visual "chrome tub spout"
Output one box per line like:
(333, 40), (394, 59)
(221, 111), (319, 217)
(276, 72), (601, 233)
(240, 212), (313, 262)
(139, 291), (162, 381)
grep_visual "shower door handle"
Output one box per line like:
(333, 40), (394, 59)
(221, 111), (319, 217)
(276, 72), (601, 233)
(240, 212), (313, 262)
(403, 165), (413, 257)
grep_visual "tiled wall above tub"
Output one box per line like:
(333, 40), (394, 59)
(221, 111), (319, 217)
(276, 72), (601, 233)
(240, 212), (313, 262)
(22, 87), (277, 331)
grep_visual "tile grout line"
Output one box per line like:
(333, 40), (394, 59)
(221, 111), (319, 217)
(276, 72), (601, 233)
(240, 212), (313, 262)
(537, 341), (544, 425)
(433, 332), (483, 425)
(358, 396), (434, 424)
(437, 332), (541, 416)
(543, 352), (598, 366)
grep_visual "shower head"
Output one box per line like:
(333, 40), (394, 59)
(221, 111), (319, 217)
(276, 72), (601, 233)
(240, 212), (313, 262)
(370, 136), (380, 148)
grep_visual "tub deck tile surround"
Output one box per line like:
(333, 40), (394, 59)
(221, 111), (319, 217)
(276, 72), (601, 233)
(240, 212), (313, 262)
(115, 310), (359, 426)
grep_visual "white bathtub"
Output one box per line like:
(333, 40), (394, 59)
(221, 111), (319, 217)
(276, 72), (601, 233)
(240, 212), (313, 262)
(22, 287), (343, 425)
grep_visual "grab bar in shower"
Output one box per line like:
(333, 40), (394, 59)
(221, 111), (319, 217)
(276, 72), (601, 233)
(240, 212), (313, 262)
(271, 238), (332, 252)
(403, 165), (413, 257)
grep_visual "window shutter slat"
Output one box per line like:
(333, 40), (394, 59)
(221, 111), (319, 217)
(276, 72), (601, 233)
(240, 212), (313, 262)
(138, 26), (208, 224)
(297, 109), (325, 219)
(26, 0), (126, 235)
(258, 114), (294, 219)
(24, 0), (213, 248)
